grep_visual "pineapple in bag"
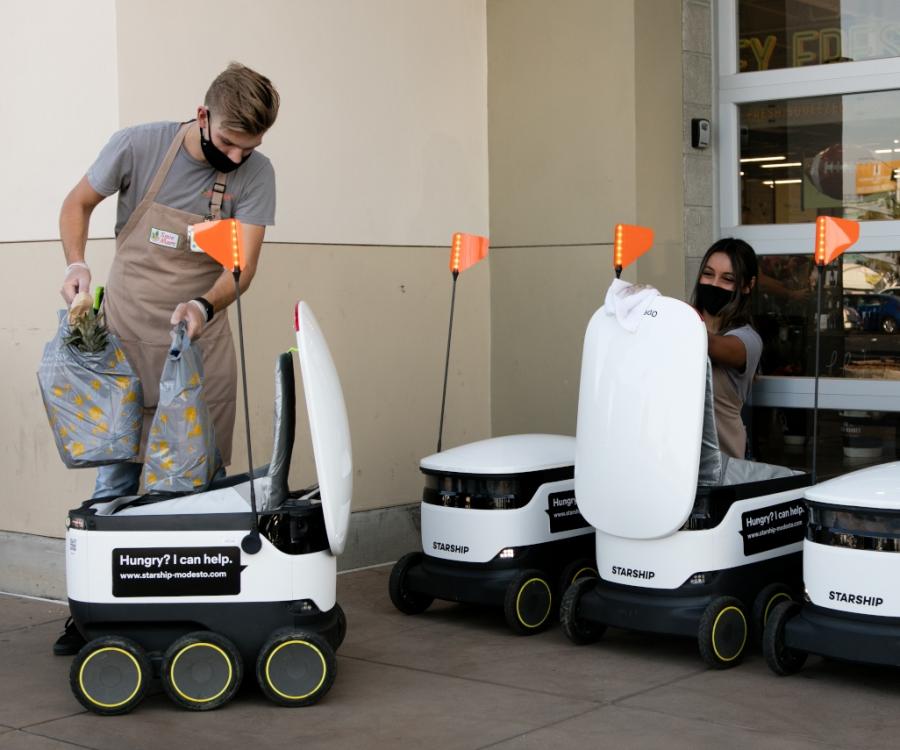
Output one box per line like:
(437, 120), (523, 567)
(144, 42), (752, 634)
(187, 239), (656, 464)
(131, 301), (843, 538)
(63, 292), (109, 353)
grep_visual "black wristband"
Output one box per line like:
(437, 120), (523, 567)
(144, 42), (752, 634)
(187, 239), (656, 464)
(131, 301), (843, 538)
(193, 296), (214, 322)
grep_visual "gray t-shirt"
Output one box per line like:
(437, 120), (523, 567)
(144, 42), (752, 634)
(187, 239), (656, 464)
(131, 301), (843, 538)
(87, 121), (276, 235)
(722, 324), (762, 401)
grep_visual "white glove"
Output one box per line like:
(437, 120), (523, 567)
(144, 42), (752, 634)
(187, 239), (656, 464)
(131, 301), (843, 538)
(61, 262), (91, 305)
(171, 300), (207, 340)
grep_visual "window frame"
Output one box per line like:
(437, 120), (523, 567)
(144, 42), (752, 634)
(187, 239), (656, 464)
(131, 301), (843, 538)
(717, 0), (900, 411)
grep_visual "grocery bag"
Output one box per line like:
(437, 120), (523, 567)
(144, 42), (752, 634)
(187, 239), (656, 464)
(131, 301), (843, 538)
(141, 322), (218, 493)
(38, 302), (143, 467)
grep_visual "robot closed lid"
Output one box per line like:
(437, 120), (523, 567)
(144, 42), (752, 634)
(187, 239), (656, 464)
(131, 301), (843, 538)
(806, 461), (900, 510)
(575, 295), (707, 539)
(294, 302), (353, 555)
(420, 434), (574, 475)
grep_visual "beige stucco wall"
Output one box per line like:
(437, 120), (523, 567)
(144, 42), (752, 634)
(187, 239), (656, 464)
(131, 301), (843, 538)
(487, 0), (683, 436)
(635, 0), (686, 298)
(5, 0), (690, 546)
(3, 0), (491, 540)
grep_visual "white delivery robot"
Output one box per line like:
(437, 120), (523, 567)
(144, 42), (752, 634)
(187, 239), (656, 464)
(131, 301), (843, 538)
(560, 293), (810, 667)
(64, 302), (352, 713)
(763, 461), (900, 675)
(389, 434), (596, 634)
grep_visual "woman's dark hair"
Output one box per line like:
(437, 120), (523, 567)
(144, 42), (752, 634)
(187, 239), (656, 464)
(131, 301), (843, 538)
(690, 237), (758, 332)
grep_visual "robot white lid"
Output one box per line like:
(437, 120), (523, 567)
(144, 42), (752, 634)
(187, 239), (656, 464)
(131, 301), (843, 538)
(295, 302), (353, 555)
(420, 434), (574, 474)
(575, 295), (707, 539)
(806, 461), (900, 510)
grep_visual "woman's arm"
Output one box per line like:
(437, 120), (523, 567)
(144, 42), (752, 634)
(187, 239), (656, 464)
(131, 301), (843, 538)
(707, 330), (747, 371)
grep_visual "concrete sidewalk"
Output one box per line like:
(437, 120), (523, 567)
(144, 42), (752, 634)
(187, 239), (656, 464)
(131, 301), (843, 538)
(1, 565), (898, 750)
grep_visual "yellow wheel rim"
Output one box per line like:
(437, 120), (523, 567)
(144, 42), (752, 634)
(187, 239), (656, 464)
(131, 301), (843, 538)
(571, 567), (598, 584)
(169, 642), (233, 704)
(711, 606), (747, 663)
(265, 640), (327, 701)
(78, 647), (142, 709)
(516, 578), (552, 629)
(763, 592), (792, 628)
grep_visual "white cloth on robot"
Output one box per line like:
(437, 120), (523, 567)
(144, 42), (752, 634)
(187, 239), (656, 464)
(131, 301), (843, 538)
(603, 279), (660, 332)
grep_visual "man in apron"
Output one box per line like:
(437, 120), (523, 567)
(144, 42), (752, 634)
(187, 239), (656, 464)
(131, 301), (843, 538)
(54, 62), (279, 655)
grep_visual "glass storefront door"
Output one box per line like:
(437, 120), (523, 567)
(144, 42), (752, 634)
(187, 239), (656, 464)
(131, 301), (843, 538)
(719, 1), (900, 471)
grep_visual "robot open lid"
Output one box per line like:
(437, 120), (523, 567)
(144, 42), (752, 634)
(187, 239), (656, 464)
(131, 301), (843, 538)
(561, 227), (810, 668)
(64, 222), (352, 714)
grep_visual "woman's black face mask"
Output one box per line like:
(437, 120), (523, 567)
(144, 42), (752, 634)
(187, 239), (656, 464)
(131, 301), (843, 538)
(696, 283), (733, 316)
(200, 112), (249, 173)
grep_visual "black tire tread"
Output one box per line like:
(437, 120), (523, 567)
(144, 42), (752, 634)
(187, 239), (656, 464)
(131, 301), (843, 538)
(389, 552), (434, 615)
(560, 576), (606, 645)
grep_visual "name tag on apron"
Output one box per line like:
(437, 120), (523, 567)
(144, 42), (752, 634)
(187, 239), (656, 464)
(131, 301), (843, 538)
(149, 227), (181, 249)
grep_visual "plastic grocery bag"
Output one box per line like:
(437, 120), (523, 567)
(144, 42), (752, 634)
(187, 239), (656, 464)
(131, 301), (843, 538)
(141, 322), (218, 493)
(38, 308), (143, 467)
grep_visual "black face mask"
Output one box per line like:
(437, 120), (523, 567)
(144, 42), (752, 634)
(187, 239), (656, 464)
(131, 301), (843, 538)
(200, 113), (249, 173)
(696, 283), (734, 316)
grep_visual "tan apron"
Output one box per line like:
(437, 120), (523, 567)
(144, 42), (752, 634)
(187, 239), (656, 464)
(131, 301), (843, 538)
(105, 123), (237, 465)
(712, 365), (746, 459)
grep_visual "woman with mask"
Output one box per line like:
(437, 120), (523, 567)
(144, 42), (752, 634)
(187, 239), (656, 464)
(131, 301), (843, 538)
(691, 238), (761, 459)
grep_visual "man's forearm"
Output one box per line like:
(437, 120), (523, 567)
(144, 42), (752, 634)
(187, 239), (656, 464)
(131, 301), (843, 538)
(201, 264), (259, 315)
(59, 197), (93, 264)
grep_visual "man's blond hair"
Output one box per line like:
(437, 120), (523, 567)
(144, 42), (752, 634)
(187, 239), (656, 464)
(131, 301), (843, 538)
(205, 63), (280, 136)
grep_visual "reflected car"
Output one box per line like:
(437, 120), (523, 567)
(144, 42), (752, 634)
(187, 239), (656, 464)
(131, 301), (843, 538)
(852, 293), (900, 334)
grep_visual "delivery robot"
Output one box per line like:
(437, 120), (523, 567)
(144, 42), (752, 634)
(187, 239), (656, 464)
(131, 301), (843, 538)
(559, 293), (810, 667)
(389, 434), (596, 634)
(763, 461), (900, 675)
(64, 302), (352, 713)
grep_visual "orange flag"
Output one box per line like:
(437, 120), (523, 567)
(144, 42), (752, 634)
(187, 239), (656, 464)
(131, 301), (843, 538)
(190, 218), (246, 271)
(614, 223), (654, 271)
(814, 215), (859, 266)
(449, 232), (489, 274)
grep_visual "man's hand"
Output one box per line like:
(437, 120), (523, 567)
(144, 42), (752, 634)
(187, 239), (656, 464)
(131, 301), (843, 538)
(61, 262), (91, 305)
(171, 301), (207, 340)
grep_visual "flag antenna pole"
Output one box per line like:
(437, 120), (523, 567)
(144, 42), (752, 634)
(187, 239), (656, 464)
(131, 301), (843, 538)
(190, 218), (260, 554)
(232, 265), (261, 554)
(437, 270), (459, 454)
(809, 215), (859, 485)
(811, 262), (824, 485)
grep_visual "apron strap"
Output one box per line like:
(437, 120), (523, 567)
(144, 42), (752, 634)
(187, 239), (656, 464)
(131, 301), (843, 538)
(207, 177), (227, 220)
(117, 122), (229, 240)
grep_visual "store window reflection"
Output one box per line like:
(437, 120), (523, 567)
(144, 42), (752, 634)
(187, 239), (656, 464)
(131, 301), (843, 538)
(752, 407), (898, 478)
(740, 92), (900, 224)
(755, 251), (900, 378)
(738, 0), (900, 72)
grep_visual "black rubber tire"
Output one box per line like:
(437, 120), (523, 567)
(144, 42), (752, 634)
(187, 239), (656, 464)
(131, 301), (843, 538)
(503, 569), (554, 635)
(763, 600), (808, 676)
(333, 602), (348, 651)
(751, 582), (795, 645)
(161, 631), (243, 711)
(69, 636), (151, 715)
(557, 557), (598, 600)
(256, 629), (336, 707)
(560, 576), (606, 645)
(698, 596), (748, 669)
(389, 552), (434, 615)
